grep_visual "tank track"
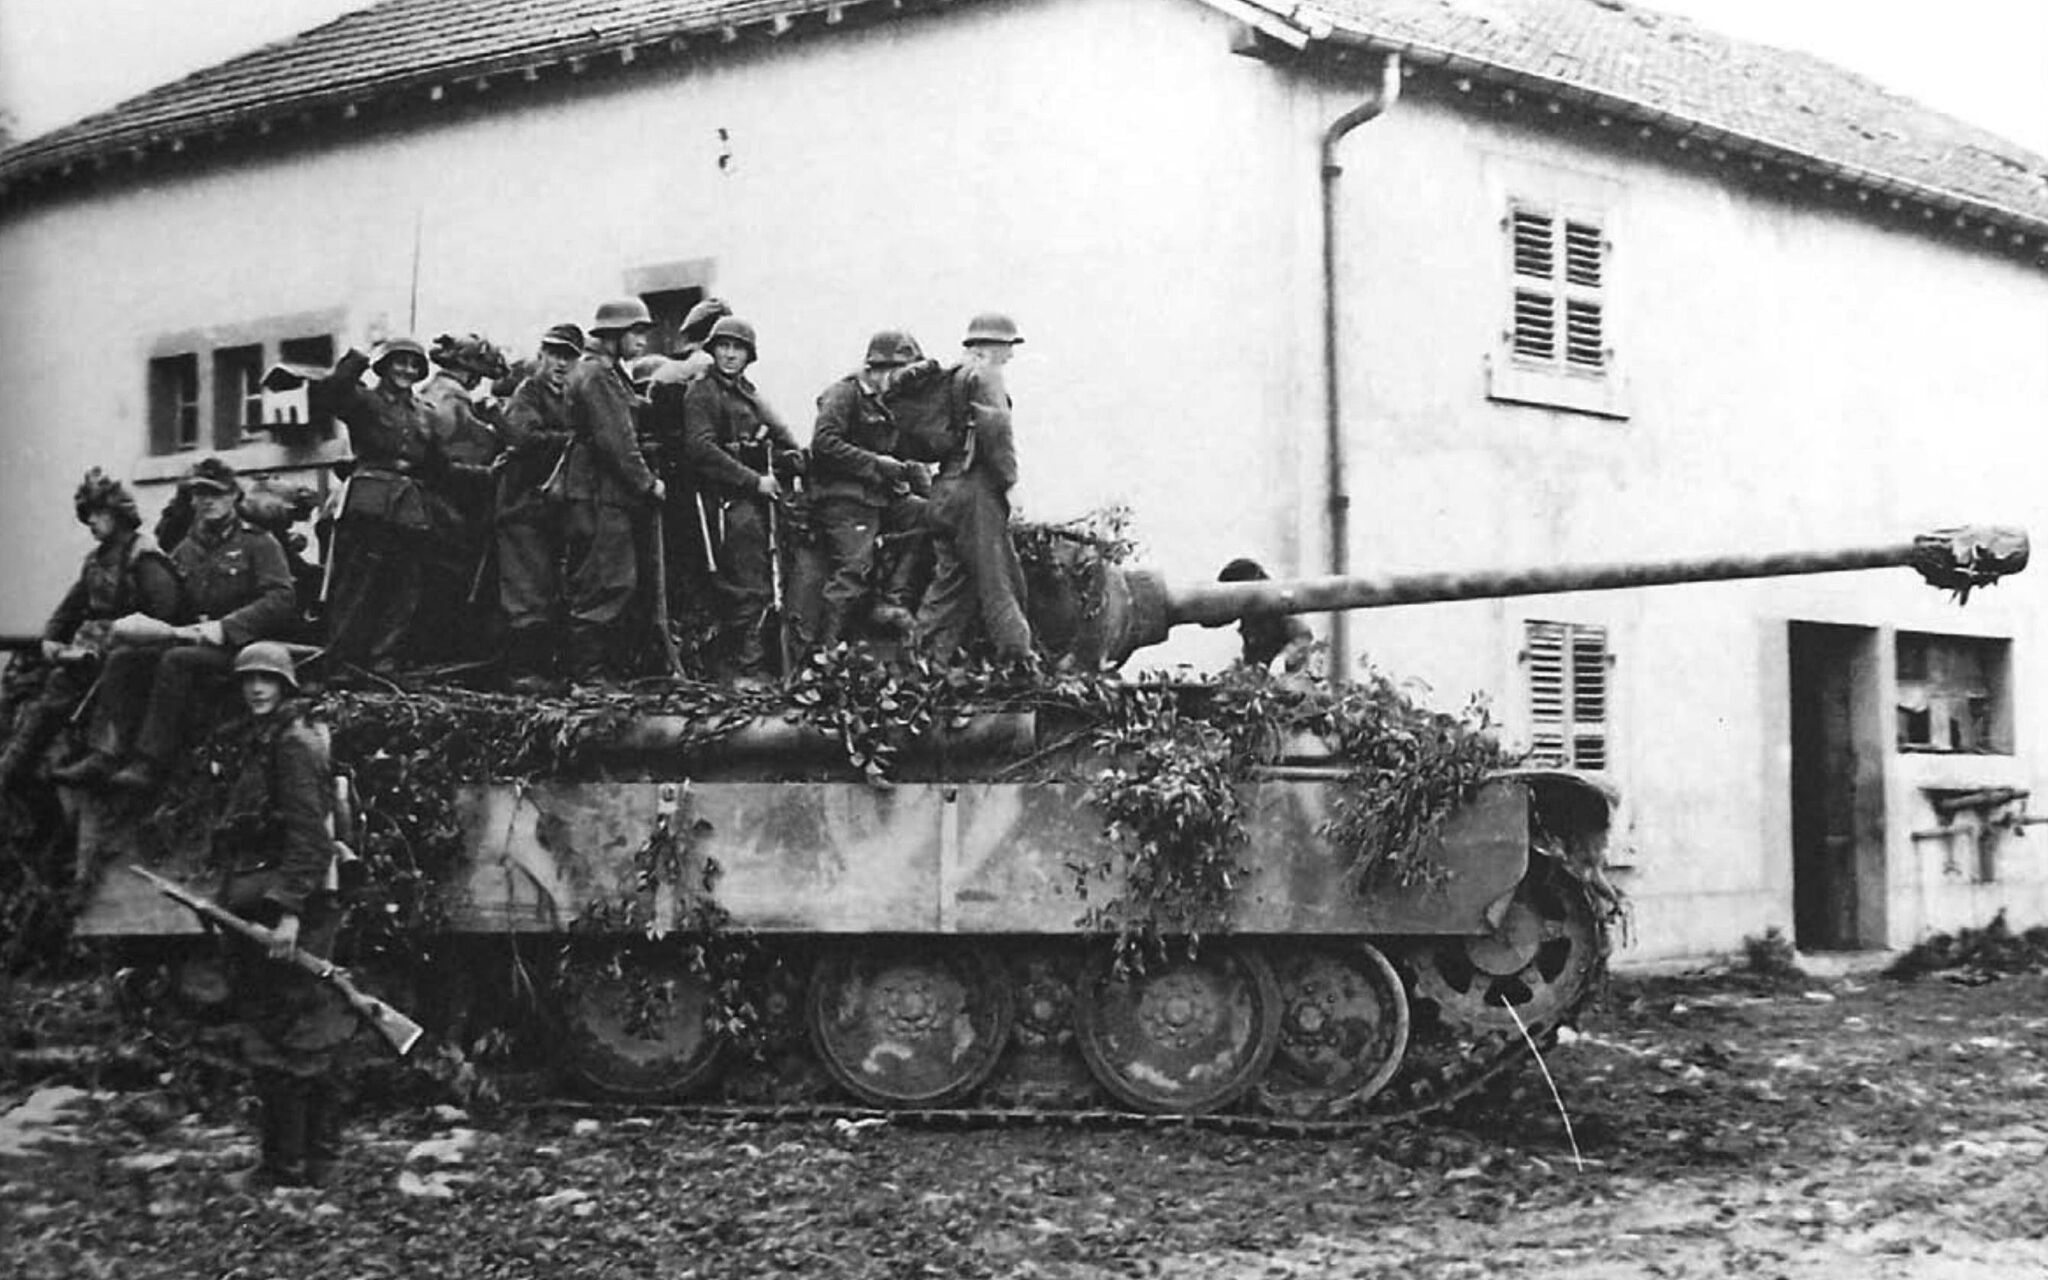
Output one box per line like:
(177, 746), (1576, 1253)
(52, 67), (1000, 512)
(520, 925), (1609, 1137)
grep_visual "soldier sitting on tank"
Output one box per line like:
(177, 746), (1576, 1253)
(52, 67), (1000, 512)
(1211, 558), (1317, 676)
(212, 641), (355, 1189)
(890, 313), (1034, 665)
(561, 300), (667, 682)
(680, 316), (802, 684)
(495, 323), (586, 693)
(809, 330), (937, 649)
(52, 458), (298, 794)
(311, 337), (448, 674)
(0, 470), (179, 794)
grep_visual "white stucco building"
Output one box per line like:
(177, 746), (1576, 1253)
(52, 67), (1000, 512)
(2, 0), (2045, 961)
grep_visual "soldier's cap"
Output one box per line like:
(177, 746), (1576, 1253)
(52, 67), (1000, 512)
(1218, 557), (1271, 583)
(74, 467), (142, 528)
(679, 297), (732, 343)
(963, 312), (1024, 346)
(181, 456), (244, 496)
(371, 336), (429, 373)
(540, 322), (587, 354)
(430, 332), (509, 378)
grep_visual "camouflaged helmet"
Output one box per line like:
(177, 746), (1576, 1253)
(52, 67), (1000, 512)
(370, 336), (429, 376)
(863, 330), (924, 369)
(73, 467), (142, 529)
(707, 316), (758, 358)
(179, 456), (244, 497)
(679, 297), (732, 345)
(232, 640), (299, 692)
(429, 332), (510, 380)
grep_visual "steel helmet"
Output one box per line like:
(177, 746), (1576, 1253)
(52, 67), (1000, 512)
(962, 312), (1023, 346)
(707, 316), (758, 358)
(370, 336), (429, 375)
(589, 298), (655, 334)
(863, 329), (923, 368)
(233, 641), (299, 692)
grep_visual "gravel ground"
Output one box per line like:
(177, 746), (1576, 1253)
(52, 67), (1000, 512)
(4, 964), (2047, 1279)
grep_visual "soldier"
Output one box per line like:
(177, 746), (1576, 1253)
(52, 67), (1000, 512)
(0, 470), (179, 791)
(641, 296), (733, 614)
(809, 330), (934, 648)
(53, 458), (297, 793)
(312, 337), (445, 673)
(561, 299), (666, 680)
(903, 313), (1033, 664)
(212, 642), (354, 1189)
(418, 333), (509, 467)
(417, 334), (509, 661)
(1214, 558), (1315, 674)
(680, 316), (801, 683)
(496, 323), (585, 692)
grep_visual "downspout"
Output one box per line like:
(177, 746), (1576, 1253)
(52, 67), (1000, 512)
(1320, 51), (1400, 679)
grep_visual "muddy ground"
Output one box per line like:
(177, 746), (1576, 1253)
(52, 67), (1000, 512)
(4, 963), (2046, 1279)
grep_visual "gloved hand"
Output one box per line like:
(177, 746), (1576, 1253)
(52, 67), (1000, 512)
(39, 639), (64, 663)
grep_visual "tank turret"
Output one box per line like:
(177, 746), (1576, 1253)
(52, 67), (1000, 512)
(1074, 525), (2029, 667)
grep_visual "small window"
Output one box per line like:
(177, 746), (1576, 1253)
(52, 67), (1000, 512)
(1897, 633), (2011, 754)
(1524, 620), (1609, 771)
(149, 354), (201, 454)
(213, 344), (265, 444)
(1488, 200), (1626, 419)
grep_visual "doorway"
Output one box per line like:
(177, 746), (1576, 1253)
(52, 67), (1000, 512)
(1787, 623), (1886, 950)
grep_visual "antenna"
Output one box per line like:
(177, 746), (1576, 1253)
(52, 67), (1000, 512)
(407, 206), (424, 333)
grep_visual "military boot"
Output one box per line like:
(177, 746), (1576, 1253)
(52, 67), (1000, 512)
(302, 1079), (341, 1187)
(252, 1075), (309, 1189)
(0, 704), (63, 791)
(503, 627), (562, 697)
(563, 626), (611, 687)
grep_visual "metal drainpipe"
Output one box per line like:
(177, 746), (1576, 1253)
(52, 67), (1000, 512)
(1320, 52), (1401, 679)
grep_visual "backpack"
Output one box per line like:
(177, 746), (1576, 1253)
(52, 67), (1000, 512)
(889, 364), (971, 465)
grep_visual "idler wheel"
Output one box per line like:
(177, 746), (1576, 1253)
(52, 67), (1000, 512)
(1074, 941), (1281, 1115)
(1254, 941), (1410, 1119)
(807, 942), (1015, 1107)
(559, 948), (727, 1100)
(1407, 866), (1601, 1035)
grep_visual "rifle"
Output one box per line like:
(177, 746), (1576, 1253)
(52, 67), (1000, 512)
(648, 507), (686, 677)
(130, 866), (424, 1057)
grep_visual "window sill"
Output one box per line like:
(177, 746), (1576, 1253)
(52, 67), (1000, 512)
(134, 435), (349, 486)
(1486, 355), (1630, 421)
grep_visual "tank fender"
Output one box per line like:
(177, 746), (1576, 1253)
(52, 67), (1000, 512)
(1491, 767), (1616, 860)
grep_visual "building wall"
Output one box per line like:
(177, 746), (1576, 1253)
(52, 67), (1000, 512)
(0, 0), (1315, 672)
(1316, 80), (2048, 959)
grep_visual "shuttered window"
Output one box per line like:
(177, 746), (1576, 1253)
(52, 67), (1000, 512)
(1524, 620), (1609, 771)
(1507, 206), (1609, 374)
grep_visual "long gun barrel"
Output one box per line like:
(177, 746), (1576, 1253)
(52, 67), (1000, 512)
(130, 866), (424, 1056)
(1084, 525), (2029, 666)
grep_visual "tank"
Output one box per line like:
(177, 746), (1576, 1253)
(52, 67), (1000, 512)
(38, 524), (2031, 1125)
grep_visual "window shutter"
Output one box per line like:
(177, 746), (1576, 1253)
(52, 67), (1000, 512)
(1525, 620), (1608, 771)
(1506, 206), (1609, 375)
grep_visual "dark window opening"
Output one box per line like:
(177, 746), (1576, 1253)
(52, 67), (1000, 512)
(640, 286), (708, 360)
(149, 354), (201, 455)
(1896, 632), (2012, 754)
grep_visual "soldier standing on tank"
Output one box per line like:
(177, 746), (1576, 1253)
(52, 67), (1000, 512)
(312, 337), (446, 673)
(212, 641), (354, 1189)
(640, 297), (732, 616)
(809, 330), (934, 649)
(417, 334), (510, 659)
(681, 316), (801, 684)
(910, 313), (1033, 664)
(561, 300), (666, 681)
(53, 458), (298, 794)
(0, 470), (179, 793)
(495, 323), (585, 692)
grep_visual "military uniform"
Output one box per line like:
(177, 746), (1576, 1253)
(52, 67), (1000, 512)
(214, 702), (352, 1186)
(681, 366), (799, 675)
(495, 370), (575, 675)
(315, 349), (447, 670)
(896, 363), (1032, 661)
(561, 352), (662, 677)
(1240, 615), (1315, 673)
(415, 371), (505, 659)
(810, 371), (930, 647)
(84, 518), (297, 785)
(0, 528), (177, 789)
